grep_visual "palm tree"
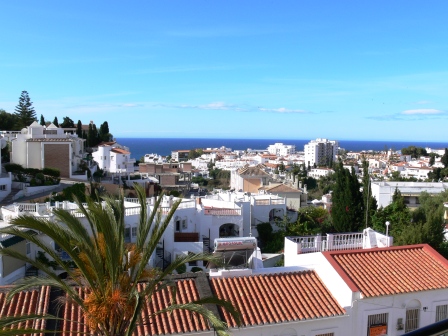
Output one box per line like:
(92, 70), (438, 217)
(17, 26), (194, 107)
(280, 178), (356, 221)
(0, 184), (239, 335)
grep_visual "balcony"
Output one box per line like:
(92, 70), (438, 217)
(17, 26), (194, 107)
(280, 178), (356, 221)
(174, 232), (199, 242)
(204, 207), (241, 216)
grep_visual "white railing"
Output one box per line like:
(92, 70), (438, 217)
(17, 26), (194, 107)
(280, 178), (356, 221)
(204, 208), (241, 216)
(254, 198), (285, 206)
(291, 232), (365, 254)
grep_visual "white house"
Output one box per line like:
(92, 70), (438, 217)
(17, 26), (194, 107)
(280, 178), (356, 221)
(0, 137), (12, 203)
(9, 122), (87, 178)
(92, 142), (135, 177)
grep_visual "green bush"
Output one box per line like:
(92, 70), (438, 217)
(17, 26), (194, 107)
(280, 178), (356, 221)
(25, 168), (40, 176)
(175, 262), (187, 274)
(30, 178), (37, 186)
(4, 163), (24, 173)
(43, 167), (61, 178)
(190, 266), (203, 273)
(36, 172), (45, 181)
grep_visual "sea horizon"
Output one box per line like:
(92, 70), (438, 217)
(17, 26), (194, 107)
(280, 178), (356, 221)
(115, 137), (448, 161)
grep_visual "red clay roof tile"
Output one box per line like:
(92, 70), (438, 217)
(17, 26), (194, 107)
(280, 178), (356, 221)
(323, 244), (448, 298)
(210, 271), (345, 328)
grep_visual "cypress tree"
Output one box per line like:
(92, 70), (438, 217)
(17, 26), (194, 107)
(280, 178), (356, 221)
(331, 160), (364, 232)
(53, 116), (59, 127)
(40, 114), (45, 126)
(76, 120), (83, 138)
(14, 91), (37, 129)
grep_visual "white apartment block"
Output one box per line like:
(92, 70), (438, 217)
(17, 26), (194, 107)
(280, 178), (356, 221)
(304, 138), (339, 167)
(267, 142), (296, 156)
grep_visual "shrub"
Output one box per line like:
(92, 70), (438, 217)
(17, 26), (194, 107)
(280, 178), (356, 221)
(43, 167), (60, 178)
(35, 172), (45, 182)
(25, 168), (40, 176)
(30, 178), (37, 186)
(191, 266), (203, 273)
(4, 163), (24, 173)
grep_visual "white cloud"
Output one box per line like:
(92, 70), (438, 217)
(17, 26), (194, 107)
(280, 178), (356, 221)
(258, 107), (308, 114)
(401, 109), (444, 115)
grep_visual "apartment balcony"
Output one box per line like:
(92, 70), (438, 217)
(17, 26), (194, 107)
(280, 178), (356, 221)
(254, 198), (285, 206)
(204, 207), (241, 216)
(286, 229), (393, 255)
(174, 232), (199, 242)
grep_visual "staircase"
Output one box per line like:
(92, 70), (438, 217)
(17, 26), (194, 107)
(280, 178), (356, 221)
(155, 247), (171, 270)
(203, 235), (212, 253)
(0, 188), (22, 206)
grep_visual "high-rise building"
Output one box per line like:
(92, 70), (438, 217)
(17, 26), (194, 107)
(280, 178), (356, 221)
(304, 138), (338, 167)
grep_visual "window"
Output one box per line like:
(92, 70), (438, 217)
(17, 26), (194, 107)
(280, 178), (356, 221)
(175, 219), (181, 232)
(182, 219), (187, 229)
(26, 241), (31, 255)
(124, 228), (131, 242)
(315, 333), (334, 336)
(188, 252), (197, 266)
(367, 313), (388, 336)
(405, 308), (420, 332)
(0, 185), (6, 191)
(131, 227), (137, 237)
(436, 304), (448, 322)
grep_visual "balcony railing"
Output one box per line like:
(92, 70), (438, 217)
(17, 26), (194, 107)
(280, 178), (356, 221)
(254, 198), (285, 206)
(204, 208), (241, 216)
(174, 232), (199, 242)
(290, 232), (365, 254)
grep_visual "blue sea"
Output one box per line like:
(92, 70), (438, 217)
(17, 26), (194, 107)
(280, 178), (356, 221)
(116, 138), (448, 160)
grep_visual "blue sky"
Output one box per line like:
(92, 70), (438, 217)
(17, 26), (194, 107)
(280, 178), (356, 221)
(1, 1), (448, 141)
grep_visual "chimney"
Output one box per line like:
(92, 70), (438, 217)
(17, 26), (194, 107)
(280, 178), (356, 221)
(196, 197), (202, 206)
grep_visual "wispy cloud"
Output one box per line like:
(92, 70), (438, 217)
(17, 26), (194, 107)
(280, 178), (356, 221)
(401, 109), (443, 115)
(155, 101), (312, 114)
(258, 107), (308, 114)
(367, 108), (447, 121)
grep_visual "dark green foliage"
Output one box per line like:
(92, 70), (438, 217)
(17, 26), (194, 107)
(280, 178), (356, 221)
(401, 146), (428, 158)
(53, 116), (59, 127)
(190, 266), (203, 272)
(4, 163), (25, 173)
(362, 160), (377, 228)
(14, 91), (37, 129)
(76, 120), (83, 138)
(60, 116), (75, 128)
(43, 167), (60, 178)
(99, 121), (112, 142)
(24, 168), (40, 176)
(442, 149), (448, 168)
(188, 149), (202, 160)
(40, 114), (45, 126)
(0, 109), (18, 130)
(331, 160), (363, 232)
(53, 183), (87, 203)
(191, 176), (208, 186)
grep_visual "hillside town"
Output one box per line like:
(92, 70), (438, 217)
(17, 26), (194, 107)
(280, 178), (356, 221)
(1, 119), (448, 335)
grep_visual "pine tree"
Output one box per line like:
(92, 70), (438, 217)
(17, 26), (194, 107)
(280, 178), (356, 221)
(14, 91), (37, 129)
(40, 114), (45, 126)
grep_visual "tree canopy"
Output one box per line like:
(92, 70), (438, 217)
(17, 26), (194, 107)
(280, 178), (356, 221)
(14, 91), (37, 129)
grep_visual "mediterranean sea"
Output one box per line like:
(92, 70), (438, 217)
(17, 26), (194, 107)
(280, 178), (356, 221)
(116, 138), (448, 161)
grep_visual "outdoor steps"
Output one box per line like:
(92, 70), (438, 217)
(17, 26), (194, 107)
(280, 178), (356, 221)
(0, 188), (22, 206)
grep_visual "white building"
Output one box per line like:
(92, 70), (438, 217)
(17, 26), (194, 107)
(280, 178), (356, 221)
(9, 122), (87, 178)
(304, 138), (339, 167)
(267, 143), (296, 156)
(92, 142), (135, 177)
(371, 181), (448, 208)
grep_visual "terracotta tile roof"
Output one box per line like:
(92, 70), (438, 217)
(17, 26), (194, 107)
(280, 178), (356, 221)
(323, 244), (448, 298)
(111, 148), (130, 155)
(61, 279), (209, 335)
(262, 184), (300, 193)
(210, 271), (345, 327)
(0, 286), (51, 332)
